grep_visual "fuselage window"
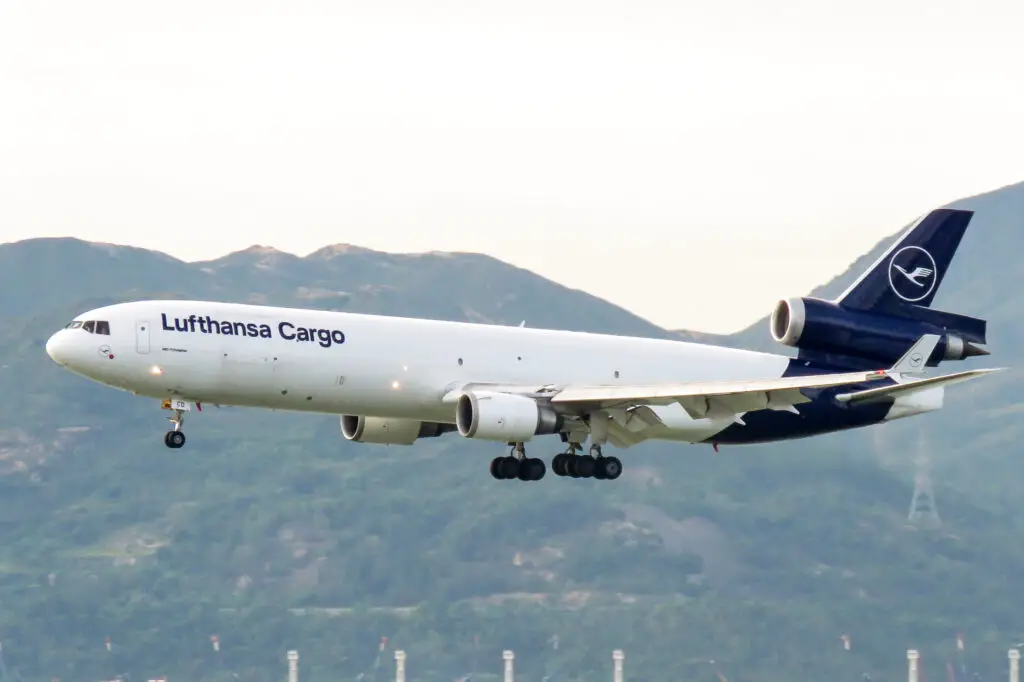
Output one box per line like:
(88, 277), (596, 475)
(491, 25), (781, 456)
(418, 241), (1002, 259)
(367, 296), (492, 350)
(96, 320), (110, 335)
(83, 321), (95, 333)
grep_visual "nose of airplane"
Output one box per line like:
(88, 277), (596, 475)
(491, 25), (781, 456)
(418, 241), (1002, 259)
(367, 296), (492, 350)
(46, 331), (68, 365)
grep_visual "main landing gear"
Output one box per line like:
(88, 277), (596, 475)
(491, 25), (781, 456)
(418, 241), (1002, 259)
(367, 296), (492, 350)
(490, 443), (547, 481)
(161, 398), (196, 449)
(489, 442), (623, 482)
(551, 443), (622, 480)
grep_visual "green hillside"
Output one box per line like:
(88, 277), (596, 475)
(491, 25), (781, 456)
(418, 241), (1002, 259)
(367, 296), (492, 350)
(1, 182), (1022, 682)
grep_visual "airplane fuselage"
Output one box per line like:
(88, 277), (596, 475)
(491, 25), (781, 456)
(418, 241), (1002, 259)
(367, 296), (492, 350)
(45, 299), (932, 448)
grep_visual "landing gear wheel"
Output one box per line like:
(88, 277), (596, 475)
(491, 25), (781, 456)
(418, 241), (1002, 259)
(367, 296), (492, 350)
(490, 443), (545, 482)
(498, 456), (520, 479)
(518, 458), (546, 481)
(492, 443), (545, 482)
(164, 430), (186, 449)
(551, 439), (622, 481)
(573, 456), (595, 478)
(597, 456), (622, 480)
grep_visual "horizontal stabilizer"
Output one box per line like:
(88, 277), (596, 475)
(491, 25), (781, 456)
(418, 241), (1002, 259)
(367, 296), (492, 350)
(901, 307), (988, 345)
(834, 368), (1005, 404)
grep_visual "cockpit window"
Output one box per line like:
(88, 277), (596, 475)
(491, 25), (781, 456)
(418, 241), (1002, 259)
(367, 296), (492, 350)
(64, 319), (109, 333)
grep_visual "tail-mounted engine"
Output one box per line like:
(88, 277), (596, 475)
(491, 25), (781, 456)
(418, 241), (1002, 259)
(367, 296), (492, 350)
(770, 296), (988, 367)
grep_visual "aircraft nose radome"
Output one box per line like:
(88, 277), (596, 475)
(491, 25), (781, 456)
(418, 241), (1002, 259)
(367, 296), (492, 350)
(45, 332), (67, 364)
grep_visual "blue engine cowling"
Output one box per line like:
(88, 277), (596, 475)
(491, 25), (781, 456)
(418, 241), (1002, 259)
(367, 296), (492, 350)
(769, 296), (988, 367)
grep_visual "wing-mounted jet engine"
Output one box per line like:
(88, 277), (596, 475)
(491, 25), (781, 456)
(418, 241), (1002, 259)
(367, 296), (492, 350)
(340, 415), (455, 445)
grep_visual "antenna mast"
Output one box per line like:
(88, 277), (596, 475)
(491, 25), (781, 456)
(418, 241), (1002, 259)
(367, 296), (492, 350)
(907, 433), (941, 529)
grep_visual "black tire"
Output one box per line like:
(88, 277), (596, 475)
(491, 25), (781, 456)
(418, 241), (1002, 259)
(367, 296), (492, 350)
(165, 431), (185, 448)
(601, 456), (623, 480)
(490, 457), (505, 479)
(499, 456), (520, 479)
(575, 456), (595, 478)
(517, 459), (533, 481)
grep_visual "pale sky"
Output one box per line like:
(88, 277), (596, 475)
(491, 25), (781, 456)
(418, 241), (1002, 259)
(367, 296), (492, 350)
(2, 0), (1023, 334)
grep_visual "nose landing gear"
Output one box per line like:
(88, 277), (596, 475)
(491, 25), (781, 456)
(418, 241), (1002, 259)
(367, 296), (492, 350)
(161, 398), (197, 449)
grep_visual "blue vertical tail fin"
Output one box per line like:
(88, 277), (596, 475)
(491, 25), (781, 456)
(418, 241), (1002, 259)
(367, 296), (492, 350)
(835, 208), (973, 316)
(833, 207), (987, 348)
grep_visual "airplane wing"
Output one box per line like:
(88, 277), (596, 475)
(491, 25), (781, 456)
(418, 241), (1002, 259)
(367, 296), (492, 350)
(447, 367), (897, 421)
(444, 335), (1000, 423)
(547, 367), (891, 419)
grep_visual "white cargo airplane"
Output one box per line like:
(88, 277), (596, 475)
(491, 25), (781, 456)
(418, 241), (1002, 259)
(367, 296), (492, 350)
(45, 208), (1002, 482)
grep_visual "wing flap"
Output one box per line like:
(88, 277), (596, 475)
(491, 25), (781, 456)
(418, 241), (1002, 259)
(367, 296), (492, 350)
(607, 406), (664, 431)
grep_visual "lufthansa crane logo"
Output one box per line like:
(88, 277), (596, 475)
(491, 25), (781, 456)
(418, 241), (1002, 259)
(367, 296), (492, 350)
(888, 246), (938, 303)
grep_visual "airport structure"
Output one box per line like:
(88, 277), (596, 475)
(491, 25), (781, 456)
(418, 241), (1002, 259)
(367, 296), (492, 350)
(267, 646), (1021, 682)
(905, 649), (1019, 682)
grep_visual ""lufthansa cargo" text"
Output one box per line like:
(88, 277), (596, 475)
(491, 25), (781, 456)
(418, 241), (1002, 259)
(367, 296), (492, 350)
(160, 313), (346, 348)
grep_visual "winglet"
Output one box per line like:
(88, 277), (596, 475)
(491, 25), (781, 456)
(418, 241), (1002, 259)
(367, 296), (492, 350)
(888, 334), (941, 375)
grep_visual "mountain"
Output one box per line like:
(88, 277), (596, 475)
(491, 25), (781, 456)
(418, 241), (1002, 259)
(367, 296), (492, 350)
(0, 239), (683, 337)
(1, 181), (1023, 682)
